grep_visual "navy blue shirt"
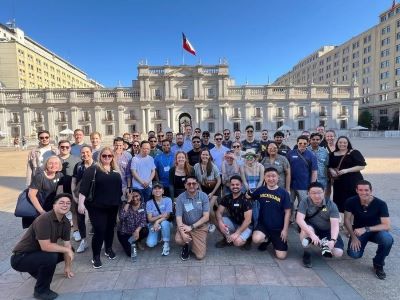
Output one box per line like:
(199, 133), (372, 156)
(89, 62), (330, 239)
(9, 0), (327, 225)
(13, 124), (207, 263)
(252, 186), (291, 231)
(345, 196), (389, 229)
(287, 149), (318, 190)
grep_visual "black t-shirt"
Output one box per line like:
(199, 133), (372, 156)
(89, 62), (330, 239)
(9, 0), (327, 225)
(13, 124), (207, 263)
(260, 140), (272, 158)
(201, 142), (215, 150)
(79, 165), (122, 208)
(345, 196), (389, 228)
(242, 139), (261, 153)
(187, 150), (201, 166)
(220, 193), (252, 225)
(252, 186), (291, 230)
(277, 143), (291, 156)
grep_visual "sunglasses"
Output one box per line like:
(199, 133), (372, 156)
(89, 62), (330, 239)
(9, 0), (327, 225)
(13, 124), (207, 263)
(157, 135), (164, 137)
(133, 144), (140, 147)
(224, 133), (230, 135)
(60, 146), (70, 149)
(232, 145), (240, 148)
(101, 154), (113, 159)
(246, 130), (254, 133)
(133, 135), (139, 137)
(149, 140), (157, 142)
(194, 130), (201, 133)
(186, 182), (197, 186)
(245, 155), (255, 160)
(39, 136), (49, 140)
(202, 135), (209, 138)
(215, 138), (222, 141)
(192, 141), (201, 143)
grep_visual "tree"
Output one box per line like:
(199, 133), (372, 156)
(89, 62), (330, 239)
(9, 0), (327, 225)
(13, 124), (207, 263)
(358, 110), (373, 129)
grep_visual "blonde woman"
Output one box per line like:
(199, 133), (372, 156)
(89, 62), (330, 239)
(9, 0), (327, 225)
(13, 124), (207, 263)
(24, 155), (64, 228)
(78, 147), (122, 269)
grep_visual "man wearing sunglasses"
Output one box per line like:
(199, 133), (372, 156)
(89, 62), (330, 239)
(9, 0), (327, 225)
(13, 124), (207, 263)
(26, 130), (57, 186)
(287, 135), (318, 221)
(210, 133), (229, 173)
(222, 129), (232, 149)
(242, 125), (261, 154)
(187, 136), (202, 166)
(201, 131), (215, 150)
(156, 131), (164, 150)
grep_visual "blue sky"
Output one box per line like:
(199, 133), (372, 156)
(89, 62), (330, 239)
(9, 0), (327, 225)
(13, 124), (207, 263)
(0, 0), (392, 87)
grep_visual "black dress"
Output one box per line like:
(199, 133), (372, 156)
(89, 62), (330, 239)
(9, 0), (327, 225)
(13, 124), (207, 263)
(328, 150), (366, 212)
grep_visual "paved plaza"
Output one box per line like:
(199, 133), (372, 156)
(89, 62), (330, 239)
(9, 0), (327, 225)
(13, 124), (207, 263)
(0, 137), (399, 300)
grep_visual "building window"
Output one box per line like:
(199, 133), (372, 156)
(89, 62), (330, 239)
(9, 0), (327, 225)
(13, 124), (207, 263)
(155, 123), (162, 133)
(381, 37), (390, 46)
(380, 71), (390, 79)
(381, 49), (390, 57)
(232, 107), (240, 118)
(340, 120), (347, 130)
(207, 88), (214, 98)
(276, 121), (283, 129)
(276, 107), (283, 118)
(208, 122), (215, 133)
(128, 110), (135, 120)
(233, 122), (240, 131)
(58, 111), (67, 122)
(255, 122), (261, 131)
(154, 89), (162, 100)
(181, 88), (188, 99)
(82, 111), (90, 122)
(128, 124), (136, 132)
(255, 107), (262, 118)
(11, 126), (20, 138)
(106, 125), (114, 135)
(82, 125), (91, 136)
(298, 120), (305, 130)
(381, 60), (390, 68)
(105, 110), (113, 121)
(380, 93), (388, 101)
(155, 110), (162, 119)
(396, 68), (400, 75)
(319, 106), (327, 117)
(379, 109), (388, 115)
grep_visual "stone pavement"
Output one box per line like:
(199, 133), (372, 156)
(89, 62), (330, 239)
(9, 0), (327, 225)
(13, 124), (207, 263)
(0, 137), (399, 300)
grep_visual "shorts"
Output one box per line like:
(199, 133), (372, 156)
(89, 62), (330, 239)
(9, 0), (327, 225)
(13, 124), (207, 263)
(312, 226), (344, 250)
(222, 216), (252, 241)
(254, 223), (288, 251)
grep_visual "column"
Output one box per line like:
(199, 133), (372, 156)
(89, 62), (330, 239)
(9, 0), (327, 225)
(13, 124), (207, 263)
(117, 105), (125, 136)
(195, 107), (200, 127)
(70, 106), (79, 130)
(331, 101), (339, 129)
(288, 102), (296, 130)
(142, 109), (147, 134)
(351, 100), (359, 128)
(22, 107), (31, 137)
(310, 101), (318, 130)
(94, 106), (102, 133)
(218, 107), (224, 132)
(46, 107), (56, 136)
(198, 107), (203, 131)
(267, 103), (273, 130)
(164, 80), (169, 100)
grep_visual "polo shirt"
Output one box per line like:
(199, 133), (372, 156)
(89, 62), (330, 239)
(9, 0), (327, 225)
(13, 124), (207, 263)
(298, 197), (339, 231)
(345, 196), (389, 229)
(287, 148), (318, 190)
(154, 152), (174, 187)
(13, 210), (70, 253)
(175, 191), (209, 225)
(252, 186), (291, 231)
(220, 193), (252, 225)
(146, 197), (173, 217)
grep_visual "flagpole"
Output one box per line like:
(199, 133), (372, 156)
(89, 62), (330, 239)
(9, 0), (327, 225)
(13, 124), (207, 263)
(182, 48), (185, 65)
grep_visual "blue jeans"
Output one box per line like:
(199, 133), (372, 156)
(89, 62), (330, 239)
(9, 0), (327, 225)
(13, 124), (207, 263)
(146, 220), (172, 247)
(139, 187), (152, 203)
(347, 231), (393, 267)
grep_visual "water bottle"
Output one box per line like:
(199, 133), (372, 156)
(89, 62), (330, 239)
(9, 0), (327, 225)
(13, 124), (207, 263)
(302, 237), (312, 247)
(128, 236), (137, 262)
(224, 224), (232, 243)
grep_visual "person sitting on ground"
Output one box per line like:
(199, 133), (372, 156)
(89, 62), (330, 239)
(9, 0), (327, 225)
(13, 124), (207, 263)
(296, 182), (343, 269)
(175, 176), (210, 261)
(344, 180), (394, 280)
(251, 167), (291, 259)
(146, 183), (173, 256)
(215, 175), (252, 250)
(117, 189), (149, 257)
(11, 193), (75, 300)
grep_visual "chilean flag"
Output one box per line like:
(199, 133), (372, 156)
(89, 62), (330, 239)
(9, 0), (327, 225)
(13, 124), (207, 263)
(182, 33), (196, 56)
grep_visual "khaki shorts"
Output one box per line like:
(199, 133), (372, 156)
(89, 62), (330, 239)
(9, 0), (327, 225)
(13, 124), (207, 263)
(175, 223), (208, 259)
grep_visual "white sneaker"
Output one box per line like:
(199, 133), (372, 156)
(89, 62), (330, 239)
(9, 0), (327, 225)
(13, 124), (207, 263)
(72, 231), (82, 242)
(208, 224), (216, 233)
(76, 240), (87, 253)
(162, 242), (170, 256)
(66, 211), (73, 226)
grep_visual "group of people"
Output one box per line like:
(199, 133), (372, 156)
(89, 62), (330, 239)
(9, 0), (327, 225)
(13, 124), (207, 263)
(11, 125), (393, 299)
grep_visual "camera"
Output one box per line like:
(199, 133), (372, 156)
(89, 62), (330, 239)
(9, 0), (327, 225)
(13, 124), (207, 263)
(320, 237), (333, 258)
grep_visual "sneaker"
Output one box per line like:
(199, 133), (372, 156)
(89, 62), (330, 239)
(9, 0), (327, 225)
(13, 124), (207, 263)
(302, 251), (312, 268)
(66, 211), (73, 227)
(162, 242), (170, 256)
(181, 244), (190, 261)
(72, 230), (81, 242)
(76, 239), (87, 253)
(33, 289), (58, 300)
(241, 238), (252, 251)
(257, 238), (271, 251)
(89, 228), (94, 235)
(105, 248), (116, 259)
(215, 238), (232, 248)
(374, 264), (386, 280)
(208, 224), (216, 233)
(91, 256), (102, 269)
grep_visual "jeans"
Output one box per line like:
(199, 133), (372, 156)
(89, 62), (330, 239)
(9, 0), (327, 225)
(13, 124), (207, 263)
(139, 186), (152, 203)
(11, 251), (64, 293)
(347, 231), (394, 267)
(146, 220), (172, 247)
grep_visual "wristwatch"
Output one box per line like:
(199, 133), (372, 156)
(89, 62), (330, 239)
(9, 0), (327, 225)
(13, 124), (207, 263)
(330, 238), (337, 242)
(191, 224), (195, 230)
(365, 226), (370, 232)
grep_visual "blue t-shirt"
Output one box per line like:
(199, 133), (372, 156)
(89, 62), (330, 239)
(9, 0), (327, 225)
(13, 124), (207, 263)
(252, 186), (291, 230)
(146, 197), (173, 217)
(130, 155), (156, 189)
(287, 149), (318, 190)
(154, 152), (174, 187)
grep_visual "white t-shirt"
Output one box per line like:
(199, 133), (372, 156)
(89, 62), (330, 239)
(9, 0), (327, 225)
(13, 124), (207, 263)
(210, 145), (229, 173)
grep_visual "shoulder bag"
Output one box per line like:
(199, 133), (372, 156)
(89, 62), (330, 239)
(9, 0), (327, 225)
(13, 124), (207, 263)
(152, 198), (175, 222)
(331, 150), (352, 180)
(85, 167), (97, 203)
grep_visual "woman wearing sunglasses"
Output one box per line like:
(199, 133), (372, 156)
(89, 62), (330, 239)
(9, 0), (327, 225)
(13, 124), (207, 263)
(78, 147), (122, 269)
(231, 141), (245, 167)
(240, 149), (265, 193)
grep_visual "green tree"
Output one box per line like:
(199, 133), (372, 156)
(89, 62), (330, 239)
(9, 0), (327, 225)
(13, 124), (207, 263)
(358, 110), (373, 129)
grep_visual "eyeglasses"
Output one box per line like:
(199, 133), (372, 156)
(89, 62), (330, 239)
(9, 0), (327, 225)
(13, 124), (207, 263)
(186, 182), (197, 186)
(133, 134), (139, 137)
(39, 136), (49, 140)
(223, 133), (230, 135)
(192, 141), (201, 143)
(149, 140), (157, 143)
(101, 154), (113, 159)
(232, 145), (240, 148)
(157, 135), (164, 137)
(215, 138), (222, 141)
(60, 146), (70, 149)
(298, 142), (308, 145)
(246, 130), (254, 133)
(133, 144), (140, 147)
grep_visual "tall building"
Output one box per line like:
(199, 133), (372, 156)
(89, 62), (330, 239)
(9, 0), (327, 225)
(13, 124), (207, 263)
(274, 4), (400, 130)
(0, 22), (101, 89)
(0, 63), (359, 144)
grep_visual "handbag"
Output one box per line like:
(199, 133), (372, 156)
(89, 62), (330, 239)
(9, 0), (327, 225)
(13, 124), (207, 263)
(85, 167), (97, 203)
(203, 179), (217, 189)
(331, 150), (351, 181)
(152, 198), (175, 222)
(14, 189), (45, 218)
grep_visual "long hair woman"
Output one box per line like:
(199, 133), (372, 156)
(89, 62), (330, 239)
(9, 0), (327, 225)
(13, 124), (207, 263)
(169, 151), (194, 201)
(78, 147), (122, 269)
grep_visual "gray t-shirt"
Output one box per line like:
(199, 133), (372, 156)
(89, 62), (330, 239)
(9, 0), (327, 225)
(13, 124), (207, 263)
(260, 154), (289, 189)
(175, 191), (210, 225)
(298, 197), (339, 231)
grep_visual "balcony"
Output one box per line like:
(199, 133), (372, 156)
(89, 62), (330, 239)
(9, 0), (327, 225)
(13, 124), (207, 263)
(204, 114), (216, 120)
(252, 114), (263, 119)
(319, 112), (328, 117)
(295, 113), (306, 118)
(80, 116), (91, 122)
(33, 117), (44, 123)
(275, 113), (285, 119)
(103, 116), (114, 122)
(56, 117), (68, 123)
(8, 118), (20, 124)
(338, 111), (349, 118)
(126, 115), (136, 121)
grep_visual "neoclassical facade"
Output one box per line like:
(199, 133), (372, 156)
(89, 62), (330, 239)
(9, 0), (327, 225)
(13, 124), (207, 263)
(0, 63), (359, 144)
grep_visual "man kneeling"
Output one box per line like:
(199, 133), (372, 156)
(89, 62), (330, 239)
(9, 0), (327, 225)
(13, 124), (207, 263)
(11, 193), (74, 300)
(215, 175), (252, 249)
(296, 182), (343, 268)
